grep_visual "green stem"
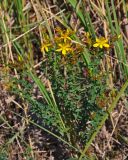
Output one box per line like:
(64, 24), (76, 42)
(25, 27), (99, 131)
(79, 79), (128, 160)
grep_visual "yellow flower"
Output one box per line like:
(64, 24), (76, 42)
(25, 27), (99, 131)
(55, 28), (73, 43)
(93, 37), (110, 49)
(60, 29), (72, 42)
(56, 43), (71, 56)
(41, 42), (51, 53)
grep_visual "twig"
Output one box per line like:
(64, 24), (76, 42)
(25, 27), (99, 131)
(0, 9), (65, 50)
(102, 105), (124, 158)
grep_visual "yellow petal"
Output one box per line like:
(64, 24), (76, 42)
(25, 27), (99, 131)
(64, 38), (67, 43)
(45, 46), (49, 52)
(99, 44), (103, 48)
(62, 49), (66, 55)
(103, 39), (108, 43)
(56, 48), (62, 52)
(41, 47), (44, 52)
(67, 37), (72, 40)
(96, 38), (100, 43)
(47, 44), (51, 47)
(103, 43), (110, 48)
(86, 32), (90, 37)
(93, 43), (99, 47)
(58, 44), (62, 47)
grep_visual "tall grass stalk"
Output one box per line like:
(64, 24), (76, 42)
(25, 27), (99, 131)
(79, 78), (128, 160)
(106, 0), (128, 77)
(28, 70), (70, 139)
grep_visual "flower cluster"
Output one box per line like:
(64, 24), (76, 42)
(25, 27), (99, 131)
(41, 27), (121, 57)
(41, 28), (83, 58)
(83, 33), (121, 49)
(55, 28), (74, 56)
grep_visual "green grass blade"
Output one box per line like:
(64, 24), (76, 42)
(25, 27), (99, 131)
(67, 0), (86, 27)
(79, 78), (128, 160)
(28, 70), (68, 134)
(29, 71), (54, 107)
(105, 0), (128, 77)
(10, 110), (81, 153)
